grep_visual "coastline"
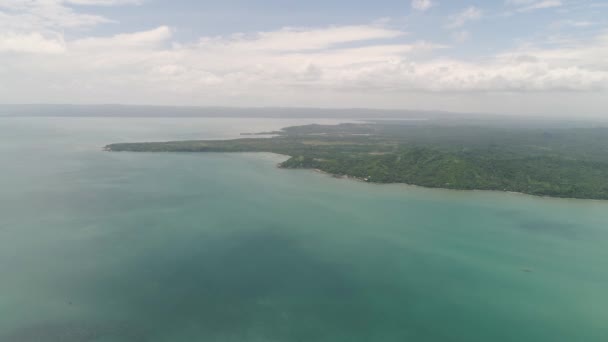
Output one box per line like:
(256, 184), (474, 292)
(290, 163), (608, 203)
(107, 146), (607, 202)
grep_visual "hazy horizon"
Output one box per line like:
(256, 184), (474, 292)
(2, 103), (608, 122)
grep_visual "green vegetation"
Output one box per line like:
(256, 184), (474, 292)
(106, 122), (608, 199)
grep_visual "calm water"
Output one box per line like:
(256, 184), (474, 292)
(1, 117), (607, 342)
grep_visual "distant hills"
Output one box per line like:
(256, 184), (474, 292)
(0, 104), (453, 119)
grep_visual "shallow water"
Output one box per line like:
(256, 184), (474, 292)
(1, 117), (607, 341)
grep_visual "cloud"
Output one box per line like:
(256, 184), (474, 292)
(64, 0), (142, 5)
(411, 0), (434, 11)
(1, 0), (607, 115)
(0, 0), (141, 7)
(197, 25), (405, 52)
(2, 23), (606, 98)
(72, 26), (172, 49)
(520, 0), (562, 12)
(506, 0), (562, 12)
(0, 31), (65, 53)
(451, 30), (471, 43)
(0, 0), (141, 32)
(550, 20), (595, 29)
(446, 6), (483, 28)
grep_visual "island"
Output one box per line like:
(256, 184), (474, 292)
(106, 121), (608, 200)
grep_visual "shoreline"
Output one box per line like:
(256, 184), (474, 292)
(107, 147), (606, 202)
(104, 148), (607, 203)
(290, 163), (608, 203)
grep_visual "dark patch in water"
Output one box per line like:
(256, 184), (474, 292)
(519, 220), (580, 238)
(495, 209), (582, 238)
(2, 321), (148, 342)
(195, 229), (356, 298)
(113, 227), (366, 340)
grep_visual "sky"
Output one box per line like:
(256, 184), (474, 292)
(0, 0), (607, 117)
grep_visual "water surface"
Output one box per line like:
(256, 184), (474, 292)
(1, 117), (607, 341)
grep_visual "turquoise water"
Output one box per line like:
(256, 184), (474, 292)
(1, 117), (607, 342)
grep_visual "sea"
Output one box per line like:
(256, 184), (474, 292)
(1, 117), (607, 341)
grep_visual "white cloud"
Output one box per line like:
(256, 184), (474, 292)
(505, 0), (535, 4)
(0, 0), (141, 32)
(72, 26), (172, 49)
(64, 0), (142, 5)
(0, 0), (141, 8)
(550, 20), (595, 29)
(519, 0), (562, 12)
(2, 24), (606, 97)
(446, 7), (483, 28)
(506, 0), (562, 12)
(0, 0), (146, 57)
(197, 25), (405, 52)
(0, 31), (65, 53)
(411, 0), (434, 11)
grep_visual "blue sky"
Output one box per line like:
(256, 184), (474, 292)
(71, 0), (606, 53)
(1, 0), (607, 116)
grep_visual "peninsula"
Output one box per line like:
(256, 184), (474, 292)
(106, 121), (608, 200)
